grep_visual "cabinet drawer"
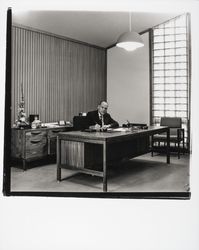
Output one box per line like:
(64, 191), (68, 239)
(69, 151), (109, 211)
(26, 130), (47, 142)
(25, 131), (47, 159)
(25, 138), (47, 159)
(48, 128), (66, 138)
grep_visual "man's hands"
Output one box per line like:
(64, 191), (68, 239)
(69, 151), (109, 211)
(101, 124), (110, 131)
(89, 124), (111, 131)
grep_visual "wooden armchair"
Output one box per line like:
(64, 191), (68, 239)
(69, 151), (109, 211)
(151, 117), (185, 159)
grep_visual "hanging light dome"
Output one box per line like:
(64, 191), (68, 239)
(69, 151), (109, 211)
(116, 13), (144, 51)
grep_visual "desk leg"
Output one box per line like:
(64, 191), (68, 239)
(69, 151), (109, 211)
(57, 137), (61, 181)
(103, 141), (107, 192)
(22, 159), (26, 171)
(166, 128), (170, 164)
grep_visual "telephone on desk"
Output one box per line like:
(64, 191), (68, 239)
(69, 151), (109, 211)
(122, 121), (148, 130)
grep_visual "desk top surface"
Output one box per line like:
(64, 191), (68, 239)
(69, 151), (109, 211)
(58, 126), (168, 142)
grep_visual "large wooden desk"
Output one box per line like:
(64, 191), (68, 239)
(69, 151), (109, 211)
(57, 126), (170, 192)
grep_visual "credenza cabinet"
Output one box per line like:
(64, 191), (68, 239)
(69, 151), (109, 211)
(11, 126), (72, 170)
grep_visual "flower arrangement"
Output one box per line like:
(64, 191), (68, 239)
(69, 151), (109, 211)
(14, 83), (29, 128)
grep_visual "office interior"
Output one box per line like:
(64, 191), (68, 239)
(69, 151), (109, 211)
(10, 10), (191, 193)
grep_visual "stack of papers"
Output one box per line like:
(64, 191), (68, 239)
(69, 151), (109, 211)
(108, 127), (130, 132)
(44, 122), (59, 128)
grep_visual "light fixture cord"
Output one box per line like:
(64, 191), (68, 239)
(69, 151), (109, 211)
(129, 12), (132, 32)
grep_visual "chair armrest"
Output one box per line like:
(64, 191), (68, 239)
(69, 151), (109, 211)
(177, 128), (184, 140)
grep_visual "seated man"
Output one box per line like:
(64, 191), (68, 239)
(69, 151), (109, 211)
(86, 101), (119, 131)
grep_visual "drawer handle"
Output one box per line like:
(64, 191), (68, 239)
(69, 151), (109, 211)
(52, 130), (60, 133)
(30, 140), (41, 144)
(31, 131), (42, 135)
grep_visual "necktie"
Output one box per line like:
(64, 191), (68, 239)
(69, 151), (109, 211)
(101, 115), (104, 127)
(99, 114), (104, 127)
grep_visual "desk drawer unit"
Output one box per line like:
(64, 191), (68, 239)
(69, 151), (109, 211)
(11, 126), (71, 170)
(25, 130), (47, 159)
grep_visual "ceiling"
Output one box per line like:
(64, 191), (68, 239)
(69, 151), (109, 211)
(12, 10), (182, 48)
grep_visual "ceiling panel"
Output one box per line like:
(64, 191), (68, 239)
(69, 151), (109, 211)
(12, 11), (182, 48)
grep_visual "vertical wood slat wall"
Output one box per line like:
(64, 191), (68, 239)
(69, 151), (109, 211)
(11, 26), (106, 125)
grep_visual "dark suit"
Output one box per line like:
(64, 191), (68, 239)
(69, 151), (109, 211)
(86, 110), (119, 128)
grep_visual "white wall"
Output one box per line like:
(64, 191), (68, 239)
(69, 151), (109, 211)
(107, 32), (150, 125)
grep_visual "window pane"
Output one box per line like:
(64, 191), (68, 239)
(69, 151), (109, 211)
(165, 98), (176, 104)
(165, 111), (175, 116)
(165, 63), (175, 70)
(154, 64), (164, 70)
(176, 47), (187, 55)
(154, 50), (164, 56)
(165, 104), (175, 110)
(154, 71), (164, 77)
(154, 43), (164, 50)
(154, 77), (164, 84)
(176, 111), (187, 117)
(165, 49), (175, 56)
(154, 57), (164, 63)
(165, 28), (175, 35)
(175, 84), (187, 90)
(154, 28), (164, 35)
(176, 91), (187, 97)
(165, 70), (175, 76)
(176, 34), (187, 41)
(176, 97), (187, 103)
(165, 42), (175, 49)
(176, 69), (187, 76)
(176, 41), (187, 47)
(154, 84), (164, 91)
(176, 76), (187, 83)
(154, 91), (165, 97)
(176, 55), (187, 62)
(153, 98), (165, 104)
(165, 56), (175, 63)
(165, 84), (175, 90)
(154, 36), (164, 42)
(154, 111), (165, 116)
(176, 104), (187, 110)
(165, 77), (175, 83)
(176, 62), (187, 69)
(176, 27), (186, 34)
(153, 104), (165, 110)
(165, 91), (175, 97)
(165, 35), (175, 42)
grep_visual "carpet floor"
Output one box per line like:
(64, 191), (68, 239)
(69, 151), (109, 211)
(11, 153), (190, 193)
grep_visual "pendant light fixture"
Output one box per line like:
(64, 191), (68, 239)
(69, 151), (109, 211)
(116, 12), (144, 51)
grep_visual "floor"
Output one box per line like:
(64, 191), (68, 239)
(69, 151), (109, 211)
(11, 152), (190, 193)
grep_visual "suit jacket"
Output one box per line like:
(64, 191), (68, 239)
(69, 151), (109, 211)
(86, 110), (119, 128)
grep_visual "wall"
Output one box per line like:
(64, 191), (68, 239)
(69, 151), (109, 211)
(107, 32), (150, 126)
(11, 25), (106, 125)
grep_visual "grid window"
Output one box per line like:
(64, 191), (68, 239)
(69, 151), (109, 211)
(151, 14), (190, 148)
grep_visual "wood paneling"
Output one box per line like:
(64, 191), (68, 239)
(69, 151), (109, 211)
(11, 26), (106, 125)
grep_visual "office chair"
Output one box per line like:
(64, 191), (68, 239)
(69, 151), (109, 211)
(151, 117), (185, 159)
(73, 116), (88, 131)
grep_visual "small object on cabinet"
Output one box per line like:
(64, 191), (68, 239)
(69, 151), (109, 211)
(31, 115), (42, 129)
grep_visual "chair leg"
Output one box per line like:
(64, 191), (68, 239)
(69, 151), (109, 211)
(183, 140), (185, 155)
(151, 136), (154, 157)
(178, 141), (180, 159)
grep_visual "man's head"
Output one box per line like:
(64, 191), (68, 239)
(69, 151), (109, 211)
(98, 101), (108, 115)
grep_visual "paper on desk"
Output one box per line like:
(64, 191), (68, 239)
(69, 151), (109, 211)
(109, 127), (130, 132)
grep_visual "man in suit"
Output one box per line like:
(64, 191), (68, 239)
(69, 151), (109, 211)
(86, 101), (119, 131)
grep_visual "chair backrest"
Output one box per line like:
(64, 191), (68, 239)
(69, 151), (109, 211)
(160, 117), (182, 128)
(73, 116), (88, 130)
